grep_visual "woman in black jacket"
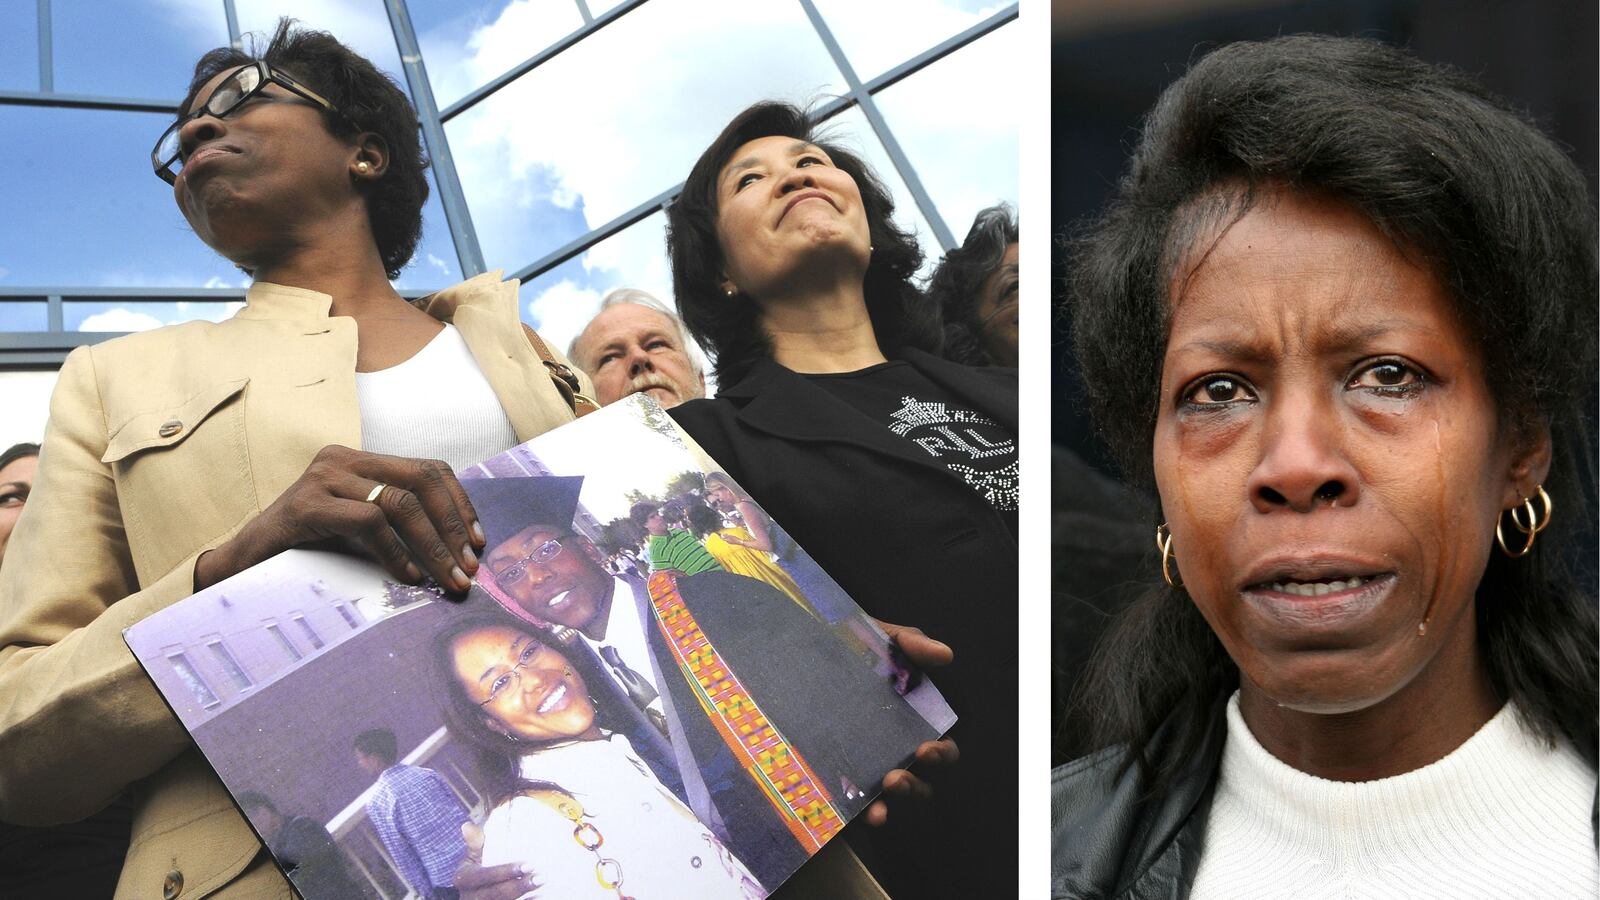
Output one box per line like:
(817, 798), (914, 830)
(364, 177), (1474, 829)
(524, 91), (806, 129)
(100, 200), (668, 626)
(665, 101), (1018, 899)
(1054, 35), (1597, 898)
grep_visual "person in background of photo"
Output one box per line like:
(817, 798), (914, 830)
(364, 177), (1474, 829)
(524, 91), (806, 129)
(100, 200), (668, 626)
(0, 442), (139, 898)
(236, 791), (368, 899)
(703, 470), (857, 628)
(435, 608), (765, 900)
(0, 22), (592, 897)
(666, 100), (1016, 898)
(630, 499), (724, 576)
(353, 728), (470, 900)
(928, 203), (1019, 368)
(686, 485), (814, 616)
(0, 443), (38, 566)
(1054, 35), (1597, 898)
(568, 288), (707, 409)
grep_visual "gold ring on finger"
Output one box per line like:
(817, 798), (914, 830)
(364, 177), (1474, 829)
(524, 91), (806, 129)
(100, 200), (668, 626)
(366, 483), (387, 504)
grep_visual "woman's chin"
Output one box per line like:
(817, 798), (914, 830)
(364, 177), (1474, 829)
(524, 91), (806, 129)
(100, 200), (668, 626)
(1242, 648), (1416, 716)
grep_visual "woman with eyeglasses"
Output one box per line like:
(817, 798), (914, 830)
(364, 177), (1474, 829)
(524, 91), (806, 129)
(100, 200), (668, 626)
(665, 101), (1018, 898)
(0, 22), (594, 897)
(434, 608), (765, 900)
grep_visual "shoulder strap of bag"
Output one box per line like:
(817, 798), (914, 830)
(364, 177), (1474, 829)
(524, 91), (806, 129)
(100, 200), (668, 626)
(521, 323), (601, 418)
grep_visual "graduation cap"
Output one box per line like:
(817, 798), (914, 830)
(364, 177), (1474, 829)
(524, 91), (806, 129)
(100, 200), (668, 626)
(462, 475), (585, 554)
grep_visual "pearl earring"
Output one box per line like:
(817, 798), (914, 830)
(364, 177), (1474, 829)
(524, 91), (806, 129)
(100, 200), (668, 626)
(356, 161), (371, 173)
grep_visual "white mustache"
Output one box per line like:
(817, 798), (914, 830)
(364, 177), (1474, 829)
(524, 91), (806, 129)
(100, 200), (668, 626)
(627, 373), (680, 398)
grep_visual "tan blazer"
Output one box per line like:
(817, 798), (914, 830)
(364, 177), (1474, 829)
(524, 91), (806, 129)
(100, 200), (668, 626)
(0, 271), (884, 899)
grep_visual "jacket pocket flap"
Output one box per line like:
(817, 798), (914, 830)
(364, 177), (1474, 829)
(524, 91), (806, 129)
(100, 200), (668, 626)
(102, 378), (249, 463)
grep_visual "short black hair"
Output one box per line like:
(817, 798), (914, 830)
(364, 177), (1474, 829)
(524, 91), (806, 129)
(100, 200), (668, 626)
(0, 443), (38, 473)
(628, 500), (659, 528)
(352, 728), (398, 765)
(667, 101), (940, 387)
(928, 204), (1018, 366)
(1065, 35), (1597, 782)
(182, 19), (430, 279)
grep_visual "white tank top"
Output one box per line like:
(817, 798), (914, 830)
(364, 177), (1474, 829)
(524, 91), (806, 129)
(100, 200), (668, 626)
(355, 324), (519, 471)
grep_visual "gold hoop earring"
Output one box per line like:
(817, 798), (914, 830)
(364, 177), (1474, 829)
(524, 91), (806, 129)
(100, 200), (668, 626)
(1496, 484), (1552, 558)
(1155, 523), (1181, 589)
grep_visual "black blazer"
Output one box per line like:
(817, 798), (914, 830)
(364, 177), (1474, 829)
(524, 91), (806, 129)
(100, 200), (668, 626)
(670, 349), (1019, 898)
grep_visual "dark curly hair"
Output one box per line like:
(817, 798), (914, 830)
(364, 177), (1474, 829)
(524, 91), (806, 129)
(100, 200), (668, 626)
(1065, 35), (1598, 783)
(667, 101), (940, 387)
(182, 19), (430, 279)
(0, 443), (38, 474)
(928, 203), (1018, 366)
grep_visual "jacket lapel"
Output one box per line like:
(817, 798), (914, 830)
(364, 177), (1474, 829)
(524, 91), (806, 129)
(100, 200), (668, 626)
(424, 272), (577, 443)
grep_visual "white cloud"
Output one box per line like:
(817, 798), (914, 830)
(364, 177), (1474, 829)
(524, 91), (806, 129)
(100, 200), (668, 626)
(78, 308), (167, 333)
(233, 0), (407, 76)
(440, 0), (851, 270)
(426, 253), (451, 276)
(872, 20), (1020, 239)
(808, 0), (1000, 81)
(524, 278), (603, 353)
(429, 0), (1013, 279)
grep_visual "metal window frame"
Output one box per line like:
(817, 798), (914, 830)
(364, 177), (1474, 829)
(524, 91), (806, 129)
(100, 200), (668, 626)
(0, 0), (1018, 366)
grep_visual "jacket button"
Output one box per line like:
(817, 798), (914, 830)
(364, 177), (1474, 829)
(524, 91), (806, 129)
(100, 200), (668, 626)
(162, 869), (184, 899)
(158, 420), (183, 438)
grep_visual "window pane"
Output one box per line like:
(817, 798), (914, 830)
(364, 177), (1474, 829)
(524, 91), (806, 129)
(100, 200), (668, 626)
(335, 602), (362, 628)
(168, 652), (221, 708)
(53, 0), (230, 99)
(66, 300), (244, 332)
(233, 0), (407, 81)
(822, 106), (943, 279)
(294, 614), (325, 649)
(0, 106), (244, 288)
(410, 0), (584, 109)
(396, 169), (465, 289)
(809, 0), (1008, 84)
(206, 638), (255, 691)
(517, 210), (674, 355)
(871, 22), (1019, 239)
(0, 3), (38, 90)
(267, 623), (303, 660)
(447, 0), (845, 274)
(0, 303), (48, 331)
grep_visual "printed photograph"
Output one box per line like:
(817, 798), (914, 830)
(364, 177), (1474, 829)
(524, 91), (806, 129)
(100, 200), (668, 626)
(125, 396), (954, 899)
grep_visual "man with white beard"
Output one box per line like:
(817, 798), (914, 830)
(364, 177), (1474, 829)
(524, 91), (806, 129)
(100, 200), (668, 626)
(568, 289), (706, 408)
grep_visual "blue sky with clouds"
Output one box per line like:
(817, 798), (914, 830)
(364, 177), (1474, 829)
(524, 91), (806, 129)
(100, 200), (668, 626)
(0, 0), (1016, 352)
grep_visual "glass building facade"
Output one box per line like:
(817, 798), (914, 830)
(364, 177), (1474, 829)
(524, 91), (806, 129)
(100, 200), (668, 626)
(0, 0), (1019, 447)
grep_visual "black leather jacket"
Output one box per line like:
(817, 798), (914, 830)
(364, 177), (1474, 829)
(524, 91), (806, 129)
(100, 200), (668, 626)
(1049, 702), (1227, 900)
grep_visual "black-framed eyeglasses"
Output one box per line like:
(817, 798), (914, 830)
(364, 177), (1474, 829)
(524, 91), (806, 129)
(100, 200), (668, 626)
(151, 61), (346, 185)
(477, 639), (547, 708)
(493, 538), (567, 584)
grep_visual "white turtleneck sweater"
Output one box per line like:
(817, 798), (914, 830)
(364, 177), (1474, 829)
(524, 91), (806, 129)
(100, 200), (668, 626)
(1191, 693), (1597, 899)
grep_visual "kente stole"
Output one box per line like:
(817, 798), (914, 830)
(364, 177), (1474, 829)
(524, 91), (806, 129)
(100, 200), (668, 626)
(646, 571), (843, 852)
